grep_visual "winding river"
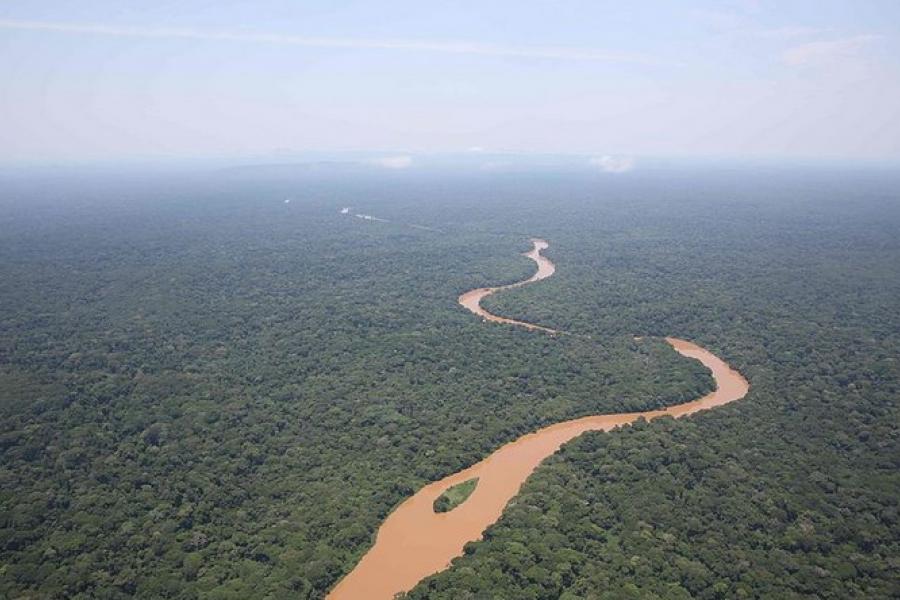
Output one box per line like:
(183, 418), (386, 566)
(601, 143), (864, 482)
(328, 239), (749, 600)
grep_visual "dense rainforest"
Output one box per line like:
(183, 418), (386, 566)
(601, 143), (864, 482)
(1, 166), (898, 599)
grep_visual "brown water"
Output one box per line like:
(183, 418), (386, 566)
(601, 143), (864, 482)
(457, 238), (559, 333)
(327, 239), (749, 600)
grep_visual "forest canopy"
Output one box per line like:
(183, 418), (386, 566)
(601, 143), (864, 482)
(1, 167), (898, 599)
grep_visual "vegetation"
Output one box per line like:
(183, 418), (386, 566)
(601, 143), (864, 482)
(406, 169), (900, 599)
(434, 478), (479, 513)
(1, 167), (898, 598)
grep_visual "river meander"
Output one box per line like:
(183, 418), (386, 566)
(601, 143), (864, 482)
(328, 239), (749, 600)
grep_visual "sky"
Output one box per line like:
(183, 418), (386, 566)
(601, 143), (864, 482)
(2, 1), (899, 166)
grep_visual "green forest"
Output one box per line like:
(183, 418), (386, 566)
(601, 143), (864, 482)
(433, 478), (479, 514)
(1, 167), (898, 599)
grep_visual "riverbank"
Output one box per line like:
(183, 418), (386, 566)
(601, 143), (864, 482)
(328, 239), (749, 600)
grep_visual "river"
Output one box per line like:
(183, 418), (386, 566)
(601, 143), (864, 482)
(327, 239), (749, 599)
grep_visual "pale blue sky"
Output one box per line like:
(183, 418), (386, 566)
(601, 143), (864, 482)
(2, 1), (899, 165)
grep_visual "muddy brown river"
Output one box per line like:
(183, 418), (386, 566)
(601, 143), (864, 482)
(328, 239), (749, 600)
(458, 238), (558, 333)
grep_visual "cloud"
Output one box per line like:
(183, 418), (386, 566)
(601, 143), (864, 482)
(783, 34), (881, 67)
(366, 155), (412, 169)
(757, 26), (831, 40)
(0, 18), (665, 65)
(589, 155), (635, 173)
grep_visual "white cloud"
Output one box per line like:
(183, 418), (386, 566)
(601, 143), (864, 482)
(0, 19), (664, 65)
(783, 34), (881, 67)
(366, 155), (412, 169)
(757, 26), (831, 40)
(589, 155), (635, 173)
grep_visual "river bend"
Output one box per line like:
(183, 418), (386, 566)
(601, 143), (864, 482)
(328, 238), (749, 600)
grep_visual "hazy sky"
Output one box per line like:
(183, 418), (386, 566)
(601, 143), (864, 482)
(2, 1), (899, 164)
